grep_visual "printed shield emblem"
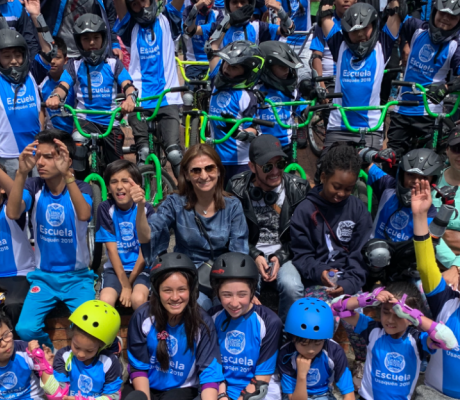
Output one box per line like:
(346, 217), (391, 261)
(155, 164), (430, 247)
(225, 330), (246, 355)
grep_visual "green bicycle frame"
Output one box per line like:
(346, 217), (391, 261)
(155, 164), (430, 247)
(410, 83), (460, 119)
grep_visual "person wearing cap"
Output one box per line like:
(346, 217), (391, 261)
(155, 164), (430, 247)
(431, 128), (460, 290)
(226, 134), (310, 322)
(126, 252), (224, 400)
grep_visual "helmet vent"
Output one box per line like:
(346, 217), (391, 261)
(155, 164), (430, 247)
(301, 324), (307, 330)
(316, 308), (320, 313)
(314, 326), (320, 331)
(82, 315), (88, 321)
(242, 259), (246, 267)
(105, 310), (108, 314)
(93, 322), (99, 328)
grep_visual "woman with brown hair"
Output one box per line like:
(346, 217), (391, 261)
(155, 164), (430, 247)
(131, 144), (249, 309)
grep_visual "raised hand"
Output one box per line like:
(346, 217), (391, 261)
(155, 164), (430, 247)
(411, 180), (432, 216)
(18, 141), (39, 175)
(129, 177), (146, 205)
(23, 0), (41, 17)
(52, 139), (71, 176)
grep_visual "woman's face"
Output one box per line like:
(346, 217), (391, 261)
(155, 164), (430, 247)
(186, 155), (220, 195)
(218, 279), (253, 319)
(447, 145), (460, 171)
(159, 272), (190, 318)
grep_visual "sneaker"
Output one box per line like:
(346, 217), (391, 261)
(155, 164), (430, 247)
(352, 360), (365, 391)
(420, 359), (428, 374)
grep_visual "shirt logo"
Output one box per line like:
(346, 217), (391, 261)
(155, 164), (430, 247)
(225, 330), (246, 355)
(336, 220), (356, 242)
(232, 31), (245, 41)
(46, 203), (65, 227)
(350, 58), (366, 71)
(307, 368), (321, 386)
(90, 71), (104, 88)
(390, 210), (410, 230)
(78, 374), (93, 393)
(166, 334), (179, 357)
(0, 372), (18, 390)
(30, 286), (41, 293)
(145, 29), (156, 46)
(384, 352), (406, 373)
(11, 84), (26, 97)
(119, 222), (134, 241)
(419, 44), (435, 63)
(216, 92), (232, 109)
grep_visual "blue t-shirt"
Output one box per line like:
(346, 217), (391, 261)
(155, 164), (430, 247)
(22, 177), (93, 273)
(95, 199), (154, 271)
(60, 57), (132, 126)
(39, 75), (76, 134)
(424, 278), (460, 398)
(53, 347), (122, 397)
(128, 302), (224, 391)
(278, 340), (354, 396)
(210, 305), (282, 400)
(355, 314), (435, 400)
(326, 24), (397, 132)
(396, 18), (460, 116)
(0, 200), (35, 278)
(115, 5), (183, 109)
(0, 341), (44, 400)
(368, 164), (437, 242)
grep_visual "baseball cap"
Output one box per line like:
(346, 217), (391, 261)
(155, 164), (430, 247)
(448, 128), (460, 147)
(249, 134), (288, 165)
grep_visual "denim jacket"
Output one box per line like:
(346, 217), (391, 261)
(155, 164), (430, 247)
(141, 194), (249, 267)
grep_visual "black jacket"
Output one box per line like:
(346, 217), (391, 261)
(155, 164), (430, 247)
(227, 171), (310, 265)
(291, 185), (373, 295)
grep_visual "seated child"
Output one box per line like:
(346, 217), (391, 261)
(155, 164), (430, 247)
(96, 160), (154, 310)
(278, 298), (355, 400)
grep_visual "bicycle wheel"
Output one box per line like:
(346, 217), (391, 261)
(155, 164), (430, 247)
(139, 164), (177, 205)
(189, 116), (201, 147)
(87, 182), (103, 273)
(307, 113), (326, 157)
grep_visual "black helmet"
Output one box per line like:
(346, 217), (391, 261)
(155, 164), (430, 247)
(224, 0), (256, 20)
(259, 41), (303, 96)
(342, 3), (379, 62)
(214, 41), (264, 91)
(429, 0), (460, 44)
(150, 252), (198, 293)
(396, 149), (443, 207)
(126, 0), (162, 27)
(0, 29), (29, 85)
(210, 252), (259, 282)
(73, 14), (109, 66)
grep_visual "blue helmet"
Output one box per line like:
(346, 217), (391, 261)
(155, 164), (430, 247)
(285, 298), (334, 340)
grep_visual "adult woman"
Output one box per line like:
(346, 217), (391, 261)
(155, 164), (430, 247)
(132, 144), (249, 309)
(209, 252), (283, 400)
(126, 252), (224, 400)
(432, 130), (460, 289)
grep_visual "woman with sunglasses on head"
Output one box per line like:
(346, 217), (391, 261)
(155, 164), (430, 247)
(131, 144), (249, 310)
(431, 128), (460, 290)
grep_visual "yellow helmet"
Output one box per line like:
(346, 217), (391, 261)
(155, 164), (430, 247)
(69, 300), (121, 347)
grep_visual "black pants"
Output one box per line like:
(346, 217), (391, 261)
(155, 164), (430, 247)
(0, 276), (30, 329)
(128, 105), (181, 154)
(122, 385), (199, 400)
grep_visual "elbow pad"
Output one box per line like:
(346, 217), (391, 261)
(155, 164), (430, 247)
(277, 7), (294, 36)
(184, 6), (199, 36)
(35, 14), (58, 62)
(204, 14), (231, 58)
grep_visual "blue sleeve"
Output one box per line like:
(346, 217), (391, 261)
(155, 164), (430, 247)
(281, 373), (297, 394)
(22, 189), (33, 213)
(425, 277), (460, 320)
(76, 181), (93, 215)
(30, 54), (51, 85)
(196, 310), (225, 384)
(400, 17), (424, 46)
(277, 343), (297, 394)
(310, 25), (325, 53)
(450, 43), (460, 75)
(23, 177), (41, 213)
(101, 355), (123, 395)
(164, 2), (183, 40)
(53, 348), (70, 383)
(127, 303), (152, 371)
(240, 91), (258, 130)
(258, 21), (279, 42)
(95, 201), (116, 243)
(419, 331), (437, 355)
(328, 342), (354, 395)
(368, 164), (396, 200)
(255, 308), (282, 375)
(201, 22), (214, 42)
(60, 69), (75, 88)
(326, 24), (343, 62)
(114, 13), (136, 47)
(114, 59), (132, 85)
(354, 313), (381, 344)
(379, 25), (398, 62)
(336, 368), (354, 395)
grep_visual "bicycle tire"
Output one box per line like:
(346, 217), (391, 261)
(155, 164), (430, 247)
(139, 164), (177, 205)
(88, 182), (103, 273)
(307, 113), (326, 157)
(190, 116), (200, 147)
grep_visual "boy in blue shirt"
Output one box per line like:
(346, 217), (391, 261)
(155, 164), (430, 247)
(96, 160), (154, 310)
(46, 14), (137, 178)
(278, 298), (354, 400)
(39, 37), (75, 134)
(0, 165), (35, 329)
(114, 0), (185, 178)
(7, 129), (96, 350)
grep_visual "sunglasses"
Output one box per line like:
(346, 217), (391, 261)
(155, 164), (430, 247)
(189, 164), (218, 177)
(260, 159), (287, 174)
(449, 144), (460, 154)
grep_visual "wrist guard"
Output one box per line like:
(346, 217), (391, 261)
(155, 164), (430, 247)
(26, 347), (53, 377)
(331, 295), (357, 318)
(184, 5), (199, 35)
(36, 14), (58, 62)
(277, 7), (294, 36)
(427, 321), (459, 351)
(392, 294), (424, 326)
(357, 287), (386, 308)
(241, 378), (269, 400)
(205, 14), (231, 58)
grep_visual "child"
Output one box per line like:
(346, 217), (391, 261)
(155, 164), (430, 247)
(114, 0), (185, 178)
(7, 129), (96, 350)
(208, 40), (263, 184)
(28, 300), (123, 400)
(0, 314), (45, 400)
(412, 179), (460, 399)
(0, 0), (56, 178)
(209, 252), (283, 400)
(45, 14), (137, 176)
(278, 298), (354, 400)
(39, 37), (75, 134)
(331, 281), (458, 400)
(0, 165), (35, 329)
(96, 160), (154, 310)
(317, 1), (402, 149)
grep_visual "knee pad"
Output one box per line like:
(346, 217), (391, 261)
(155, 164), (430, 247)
(363, 239), (392, 274)
(72, 130), (89, 144)
(138, 146), (150, 163)
(165, 144), (183, 167)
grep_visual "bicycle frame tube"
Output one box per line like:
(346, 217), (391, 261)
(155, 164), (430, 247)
(263, 98), (316, 129)
(136, 89), (173, 121)
(414, 83), (460, 119)
(358, 169), (372, 213)
(175, 57), (210, 82)
(144, 154), (163, 207)
(84, 174), (108, 201)
(64, 105), (121, 139)
(284, 163), (307, 179)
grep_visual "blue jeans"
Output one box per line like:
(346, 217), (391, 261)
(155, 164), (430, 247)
(16, 268), (96, 350)
(277, 260), (305, 322)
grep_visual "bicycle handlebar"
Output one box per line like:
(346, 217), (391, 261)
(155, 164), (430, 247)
(391, 80), (414, 87)
(253, 119), (276, 127)
(188, 80), (210, 86)
(326, 92), (343, 99)
(136, 87), (188, 121)
(314, 76), (334, 83)
(175, 57), (210, 83)
(384, 67), (403, 74)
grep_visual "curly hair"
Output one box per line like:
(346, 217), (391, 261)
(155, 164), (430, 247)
(321, 144), (361, 179)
